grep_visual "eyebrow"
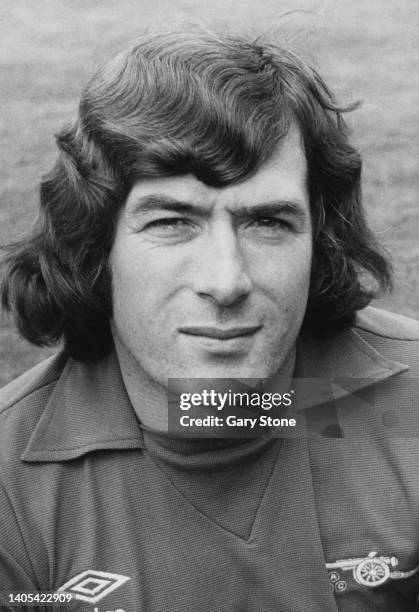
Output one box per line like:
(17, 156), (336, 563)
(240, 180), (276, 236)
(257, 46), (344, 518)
(128, 194), (308, 220)
(129, 195), (196, 215)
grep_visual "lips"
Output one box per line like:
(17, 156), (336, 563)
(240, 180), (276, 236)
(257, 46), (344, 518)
(179, 326), (261, 340)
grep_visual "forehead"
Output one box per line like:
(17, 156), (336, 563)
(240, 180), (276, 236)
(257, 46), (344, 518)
(125, 126), (308, 213)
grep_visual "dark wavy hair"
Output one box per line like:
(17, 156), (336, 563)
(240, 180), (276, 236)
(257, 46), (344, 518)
(1, 29), (392, 361)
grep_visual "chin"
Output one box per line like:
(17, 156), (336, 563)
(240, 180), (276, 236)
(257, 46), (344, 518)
(175, 362), (275, 380)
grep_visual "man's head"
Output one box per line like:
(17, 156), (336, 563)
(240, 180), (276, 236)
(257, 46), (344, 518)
(110, 125), (311, 383)
(1, 29), (391, 371)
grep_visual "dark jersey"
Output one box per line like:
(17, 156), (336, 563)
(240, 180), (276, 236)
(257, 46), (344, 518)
(1, 307), (419, 611)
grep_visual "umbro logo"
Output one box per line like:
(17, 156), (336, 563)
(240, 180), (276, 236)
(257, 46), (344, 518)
(57, 569), (130, 604)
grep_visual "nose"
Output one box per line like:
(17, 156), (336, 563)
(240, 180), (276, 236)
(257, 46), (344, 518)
(191, 224), (252, 306)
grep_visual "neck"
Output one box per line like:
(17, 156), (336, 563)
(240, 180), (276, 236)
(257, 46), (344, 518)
(113, 335), (296, 434)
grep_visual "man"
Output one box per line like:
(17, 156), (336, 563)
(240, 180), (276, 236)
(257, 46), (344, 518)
(0, 29), (418, 611)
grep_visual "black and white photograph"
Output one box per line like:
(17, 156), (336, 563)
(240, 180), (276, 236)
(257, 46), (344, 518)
(0, 1), (418, 610)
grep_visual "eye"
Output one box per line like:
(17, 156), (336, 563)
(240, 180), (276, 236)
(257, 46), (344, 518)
(251, 217), (293, 231)
(144, 217), (190, 231)
(140, 216), (198, 242)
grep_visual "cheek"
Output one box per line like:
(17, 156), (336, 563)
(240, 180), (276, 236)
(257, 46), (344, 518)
(110, 241), (179, 326)
(110, 242), (147, 323)
(255, 243), (312, 307)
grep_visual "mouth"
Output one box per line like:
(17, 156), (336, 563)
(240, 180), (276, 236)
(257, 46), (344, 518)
(179, 326), (262, 340)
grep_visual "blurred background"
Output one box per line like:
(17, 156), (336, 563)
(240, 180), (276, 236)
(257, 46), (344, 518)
(0, 0), (418, 386)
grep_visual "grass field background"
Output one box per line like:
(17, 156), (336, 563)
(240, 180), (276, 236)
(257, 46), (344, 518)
(0, 0), (418, 386)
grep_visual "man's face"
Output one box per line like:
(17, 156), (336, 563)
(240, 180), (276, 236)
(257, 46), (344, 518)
(110, 127), (312, 387)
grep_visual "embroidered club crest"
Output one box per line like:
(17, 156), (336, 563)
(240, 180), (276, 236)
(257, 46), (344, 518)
(326, 551), (419, 592)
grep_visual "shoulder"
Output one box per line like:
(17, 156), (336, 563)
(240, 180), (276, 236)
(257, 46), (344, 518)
(0, 355), (70, 590)
(0, 353), (68, 464)
(355, 306), (419, 341)
(0, 353), (67, 412)
(354, 306), (419, 373)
